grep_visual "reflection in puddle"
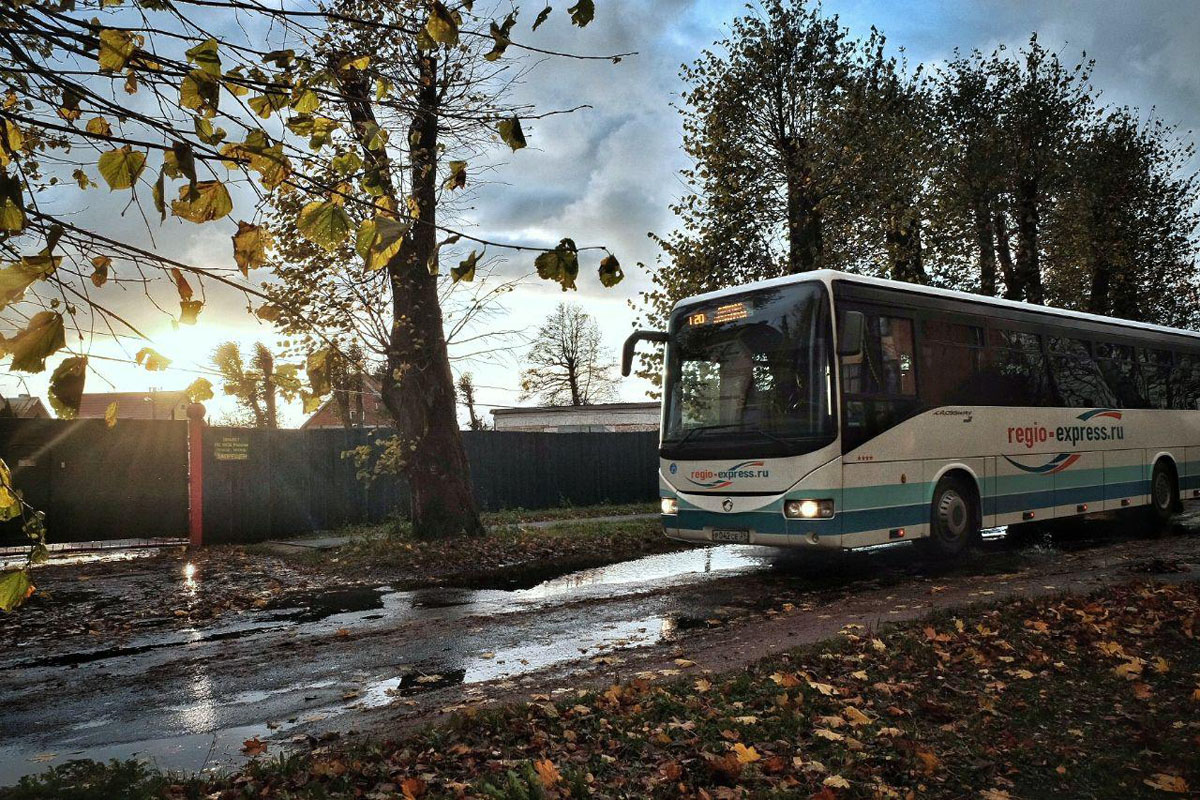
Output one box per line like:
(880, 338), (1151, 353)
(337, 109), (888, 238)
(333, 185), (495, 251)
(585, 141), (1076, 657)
(517, 547), (766, 598)
(359, 614), (674, 710)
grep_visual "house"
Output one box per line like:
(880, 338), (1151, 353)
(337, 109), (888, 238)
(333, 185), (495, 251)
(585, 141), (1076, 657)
(490, 402), (660, 433)
(76, 390), (189, 421)
(301, 377), (391, 429)
(0, 394), (50, 419)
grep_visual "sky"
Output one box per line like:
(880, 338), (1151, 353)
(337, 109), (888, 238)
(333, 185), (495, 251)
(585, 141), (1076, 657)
(7, 0), (1200, 426)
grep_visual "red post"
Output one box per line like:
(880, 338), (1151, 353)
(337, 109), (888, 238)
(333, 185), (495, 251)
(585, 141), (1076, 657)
(187, 402), (206, 548)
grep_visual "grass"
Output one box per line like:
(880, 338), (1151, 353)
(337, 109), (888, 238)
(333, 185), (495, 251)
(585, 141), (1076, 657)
(8, 578), (1197, 798)
(273, 510), (678, 586)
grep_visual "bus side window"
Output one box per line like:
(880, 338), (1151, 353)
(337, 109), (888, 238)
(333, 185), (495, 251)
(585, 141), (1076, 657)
(1177, 353), (1200, 410)
(840, 313), (918, 452)
(1048, 337), (1117, 408)
(1137, 349), (1172, 409)
(920, 320), (984, 406)
(1096, 343), (1148, 408)
(982, 329), (1055, 407)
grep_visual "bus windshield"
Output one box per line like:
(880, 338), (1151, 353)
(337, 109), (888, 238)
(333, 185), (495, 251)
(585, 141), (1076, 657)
(662, 282), (836, 459)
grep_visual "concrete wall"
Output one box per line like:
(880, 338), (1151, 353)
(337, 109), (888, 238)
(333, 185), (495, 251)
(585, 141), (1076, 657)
(493, 404), (659, 433)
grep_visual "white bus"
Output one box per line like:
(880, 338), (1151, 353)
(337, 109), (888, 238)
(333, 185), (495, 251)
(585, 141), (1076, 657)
(623, 269), (1199, 557)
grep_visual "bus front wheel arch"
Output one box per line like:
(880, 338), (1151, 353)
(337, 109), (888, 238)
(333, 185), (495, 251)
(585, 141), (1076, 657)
(922, 471), (981, 558)
(1148, 458), (1181, 529)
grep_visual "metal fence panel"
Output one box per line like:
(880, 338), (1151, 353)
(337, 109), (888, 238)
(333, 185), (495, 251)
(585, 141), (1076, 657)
(0, 418), (188, 546)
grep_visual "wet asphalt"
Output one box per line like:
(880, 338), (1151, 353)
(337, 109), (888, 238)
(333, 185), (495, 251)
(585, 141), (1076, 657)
(0, 513), (1195, 786)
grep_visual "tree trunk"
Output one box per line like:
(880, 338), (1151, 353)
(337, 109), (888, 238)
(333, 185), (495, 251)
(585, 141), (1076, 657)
(263, 373), (277, 429)
(884, 208), (925, 284)
(1014, 178), (1043, 304)
(340, 50), (483, 539)
(333, 388), (352, 430)
(972, 196), (998, 295)
(994, 206), (1019, 300)
(566, 358), (582, 406)
(783, 136), (822, 275)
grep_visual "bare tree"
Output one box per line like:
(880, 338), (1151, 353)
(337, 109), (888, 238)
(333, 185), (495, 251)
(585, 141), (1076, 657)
(519, 304), (616, 407)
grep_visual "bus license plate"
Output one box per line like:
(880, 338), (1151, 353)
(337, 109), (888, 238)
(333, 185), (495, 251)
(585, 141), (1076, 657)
(712, 529), (749, 544)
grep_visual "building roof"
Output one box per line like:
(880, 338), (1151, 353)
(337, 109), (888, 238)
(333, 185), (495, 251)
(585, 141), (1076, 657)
(491, 402), (659, 417)
(679, 268), (1200, 342)
(76, 391), (188, 420)
(301, 376), (390, 429)
(1, 395), (49, 418)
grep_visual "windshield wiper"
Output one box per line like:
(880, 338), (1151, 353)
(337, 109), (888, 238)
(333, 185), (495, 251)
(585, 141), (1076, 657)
(666, 422), (743, 448)
(744, 426), (792, 448)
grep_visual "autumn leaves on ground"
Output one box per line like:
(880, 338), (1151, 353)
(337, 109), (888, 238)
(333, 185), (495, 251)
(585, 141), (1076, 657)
(7, 579), (1198, 799)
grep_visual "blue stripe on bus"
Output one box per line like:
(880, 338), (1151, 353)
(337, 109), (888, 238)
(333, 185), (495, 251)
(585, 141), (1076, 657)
(668, 477), (1154, 538)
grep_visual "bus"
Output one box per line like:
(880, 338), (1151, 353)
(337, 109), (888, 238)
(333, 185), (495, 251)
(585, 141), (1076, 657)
(622, 269), (1200, 557)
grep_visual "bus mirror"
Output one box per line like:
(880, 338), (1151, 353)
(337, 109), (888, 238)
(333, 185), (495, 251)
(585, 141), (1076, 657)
(837, 311), (865, 357)
(622, 330), (668, 377)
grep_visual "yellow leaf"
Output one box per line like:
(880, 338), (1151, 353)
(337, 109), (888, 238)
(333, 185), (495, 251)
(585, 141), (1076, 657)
(771, 672), (801, 688)
(732, 743), (760, 764)
(171, 180), (233, 223)
(814, 728), (843, 742)
(104, 401), (118, 428)
(1144, 774), (1188, 793)
(533, 758), (560, 787)
(135, 347), (170, 371)
(241, 737), (267, 756)
(97, 145), (146, 190)
(843, 706), (871, 726)
(695, 678), (712, 693)
(916, 749), (940, 774)
(90, 255), (111, 288)
(97, 28), (135, 72)
(823, 775), (850, 789)
(232, 220), (271, 276)
(1114, 660), (1144, 680)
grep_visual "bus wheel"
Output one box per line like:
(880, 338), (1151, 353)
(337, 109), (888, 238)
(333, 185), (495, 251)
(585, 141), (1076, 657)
(1148, 460), (1180, 529)
(924, 475), (979, 558)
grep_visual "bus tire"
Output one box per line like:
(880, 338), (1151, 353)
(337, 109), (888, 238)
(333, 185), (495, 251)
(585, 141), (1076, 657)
(924, 475), (980, 558)
(1147, 460), (1180, 530)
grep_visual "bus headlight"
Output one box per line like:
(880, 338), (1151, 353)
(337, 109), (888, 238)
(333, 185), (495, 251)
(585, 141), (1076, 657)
(784, 499), (834, 519)
(661, 498), (678, 515)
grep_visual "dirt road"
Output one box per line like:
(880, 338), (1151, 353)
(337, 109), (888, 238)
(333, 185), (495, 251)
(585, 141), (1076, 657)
(2, 516), (1197, 786)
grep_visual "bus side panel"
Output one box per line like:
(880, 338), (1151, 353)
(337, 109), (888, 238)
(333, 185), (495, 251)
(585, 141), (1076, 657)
(1103, 449), (1147, 511)
(1183, 446), (1200, 499)
(993, 455), (1056, 527)
(841, 459), (926, 547)
(981, 456), (997, 528)
(1052, 450), (1105, 518)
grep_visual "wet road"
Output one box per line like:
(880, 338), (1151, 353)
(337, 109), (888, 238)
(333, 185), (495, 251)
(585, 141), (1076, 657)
(1, 517), (1197, 786)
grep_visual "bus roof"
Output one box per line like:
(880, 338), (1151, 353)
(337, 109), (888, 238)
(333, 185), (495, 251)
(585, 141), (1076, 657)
(676, 269), (1200, 342)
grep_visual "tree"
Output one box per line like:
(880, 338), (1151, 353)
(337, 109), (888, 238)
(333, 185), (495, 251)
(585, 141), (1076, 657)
(0, 0), (629, 564)
(677, 0), (854, 277)
(457, 372), (488, 430)
(1044, 109), (1200, 327)
(520, 304), (616, 407)
(211, 342), (299, 429)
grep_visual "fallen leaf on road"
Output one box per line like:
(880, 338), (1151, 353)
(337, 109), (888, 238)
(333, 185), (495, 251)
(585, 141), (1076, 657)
(401, 776), (427, 799)
(534, 759), (560, 787)
(732, 743), (760, 764)
(1144, 774), (1189, 793)
(241, 737), (267, 756)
